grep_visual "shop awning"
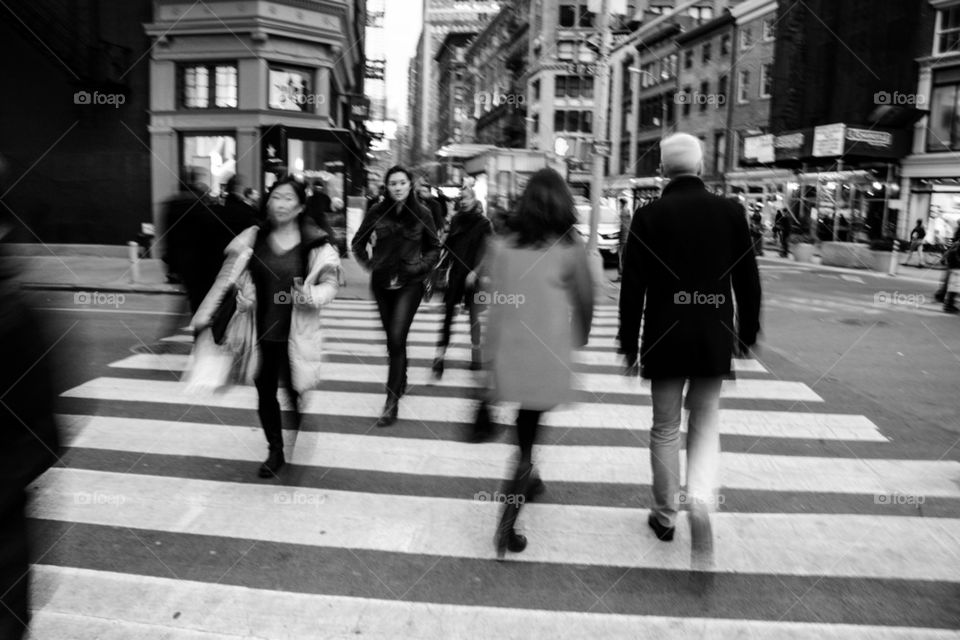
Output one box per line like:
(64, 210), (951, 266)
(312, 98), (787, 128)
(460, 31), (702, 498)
(436, 143), (499, 159)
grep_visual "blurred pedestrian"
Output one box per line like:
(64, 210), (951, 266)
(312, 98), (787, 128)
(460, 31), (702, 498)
(305, 179), (335, 237)
(618, 133), (761, 553)
(750, 208), (764, 256)
(218, 175), (258, 244)
(484, 167), (594, 559)
(903, 219), (926, 267)
(615, 197), (632, 281)
(0, 156), (61, 640)
(777, 208), (792, 257)
(163, 168), (221, 314)
(432, 184), (492, 379)
(417, 180), (447, 238)
(193, 177), (341, 477)
(943, 238), (960, 314)
(352, 166), (441, 426)
(242, 187), (261, 211)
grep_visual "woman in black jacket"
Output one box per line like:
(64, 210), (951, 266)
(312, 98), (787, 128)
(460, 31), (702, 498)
(432, 185), (492, 378)
(352, 166), (441, 426)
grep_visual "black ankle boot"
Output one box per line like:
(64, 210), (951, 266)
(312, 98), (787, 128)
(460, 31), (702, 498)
(431, 357), (444, 379)
(258, 449), (285, 478)
(376, 397), (399, 427)
(494, 463), (532, 560)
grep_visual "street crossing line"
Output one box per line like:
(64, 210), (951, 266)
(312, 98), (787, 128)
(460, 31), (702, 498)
(108, 356), (810, 400)
(30, 566), (959, 640)
(58, 416), (950, 495)
(61, 380), (870, 442)
(31, 468), (960, 581)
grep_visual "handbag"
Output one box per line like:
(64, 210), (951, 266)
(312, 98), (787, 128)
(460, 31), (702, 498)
(210, 283), (237, 345)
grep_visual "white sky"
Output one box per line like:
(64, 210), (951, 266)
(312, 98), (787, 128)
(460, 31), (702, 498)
(381, 0), (425, 126)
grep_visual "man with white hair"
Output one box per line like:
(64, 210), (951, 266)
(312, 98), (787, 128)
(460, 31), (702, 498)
(618, 132), (762, 559)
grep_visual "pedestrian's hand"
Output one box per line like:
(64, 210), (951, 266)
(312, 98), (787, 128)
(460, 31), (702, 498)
(465, 270), (478, 288)
(293, 281), (317, 307)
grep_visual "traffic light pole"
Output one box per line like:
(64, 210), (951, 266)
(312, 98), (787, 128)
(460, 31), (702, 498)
(588, 0), (611, 282)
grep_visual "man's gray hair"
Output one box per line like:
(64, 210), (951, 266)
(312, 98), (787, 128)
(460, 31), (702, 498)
(660, 132), (704, 178)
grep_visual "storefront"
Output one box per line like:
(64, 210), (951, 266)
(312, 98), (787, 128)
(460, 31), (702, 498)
(901, 155), (960, 243)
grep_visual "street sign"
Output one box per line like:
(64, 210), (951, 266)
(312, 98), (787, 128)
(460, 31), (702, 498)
(592, 140), (612, 156)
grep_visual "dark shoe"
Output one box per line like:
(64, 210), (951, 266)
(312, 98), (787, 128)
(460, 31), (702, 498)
(469, 361), (482, 372)
(376, 398), (398, 427)
(468, 400), (494, 443)
(258, 449), (285, 478)
(494, 463), (532, 560)
(494, 528), (527, 560)
(944, 306), (959, 314)
(431, 357), (444, 380)
(647, 513), (675, 542)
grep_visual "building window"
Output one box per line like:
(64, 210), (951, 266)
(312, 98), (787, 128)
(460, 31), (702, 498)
(762, 15), (776, 41)
(558, 41), (575, 60)
(268, 66), (316, 112)
(181, 134), (236, 196)
(714, 131), (726, 174)
(760, 63), (772, 98)
(738, 69), (750, 103)
(718, 74), (728, 101)
(740, 26), (753, 51)
(937, 5), (960, 55)
(681, 85), (692, 116)
(531, 113), (539, 134)
(554, 109), (593, 132)
(684, 49), (693, 69)
(559, 3), (593, 28)
(532, 79), (540, 101)
(721, 33), (731, 55)
(699, 80), (709, 111)
(927, 70), (960, 151)
(555, 75), (594, 98)
(702, 41), (712, 64)
(641, 62), (656, 87)
(181, 63), (237, 109)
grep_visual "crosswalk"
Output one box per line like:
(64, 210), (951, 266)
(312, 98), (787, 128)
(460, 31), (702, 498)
(27, 299), (960, 639)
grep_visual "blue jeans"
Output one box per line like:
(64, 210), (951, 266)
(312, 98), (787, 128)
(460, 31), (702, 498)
(649, 377), (723, 527)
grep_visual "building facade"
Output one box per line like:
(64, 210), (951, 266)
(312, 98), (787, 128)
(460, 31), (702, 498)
(144, 0), (368, 233)
(365, 0), (398, 186)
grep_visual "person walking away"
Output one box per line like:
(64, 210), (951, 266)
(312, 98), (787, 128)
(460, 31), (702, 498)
(615, 197), (633, 282)
(777, 208), (792, 258)
(194, 177), (341, 477)
(417, 180), (447, 238)
(0, 161), (61, 639)
(163, 169), (221, 314)
(306, 179), (335, 237)
(484, 168), (594, 559)
(903, 219), (926, 267)
(432, 185), (492, 379)
(215, 175), (259, 250)
(352, 166), (441, 426)
(750, 208), (764, 256)
(943, 237), (960, 313)
(618, 133), (761, 557)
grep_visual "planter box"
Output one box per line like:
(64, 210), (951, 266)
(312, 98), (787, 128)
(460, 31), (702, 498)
(820, 241), (873, 269)
(869, 250), (896, 272)
(792, 243), (816, 263)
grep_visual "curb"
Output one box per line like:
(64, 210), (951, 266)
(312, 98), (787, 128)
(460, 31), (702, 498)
(757, 256), (946, 287)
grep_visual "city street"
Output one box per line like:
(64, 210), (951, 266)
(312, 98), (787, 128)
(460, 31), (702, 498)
(19, 262), (960, 638)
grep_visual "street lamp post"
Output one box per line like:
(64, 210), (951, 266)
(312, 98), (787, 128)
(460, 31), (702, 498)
(588, 0), (612, 281)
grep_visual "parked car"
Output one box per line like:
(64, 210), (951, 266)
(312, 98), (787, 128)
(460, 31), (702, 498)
(574, 203), (620, 265)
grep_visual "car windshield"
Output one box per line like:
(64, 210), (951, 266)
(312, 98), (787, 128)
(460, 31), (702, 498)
(575, 205), (619, 226)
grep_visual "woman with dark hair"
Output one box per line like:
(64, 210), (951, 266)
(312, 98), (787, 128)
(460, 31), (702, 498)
(432, 184), (492, 378)
(352, 166), (441, 426)
(484, 167), (595, 559)
(194, 176), (341, 477)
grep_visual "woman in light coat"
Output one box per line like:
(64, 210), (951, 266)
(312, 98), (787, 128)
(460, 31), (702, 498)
(194, 177), (340, 477)
(484, 168), (595, 559)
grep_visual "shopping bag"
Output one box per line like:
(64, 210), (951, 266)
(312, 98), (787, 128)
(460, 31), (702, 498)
(182, 329), (233, 394)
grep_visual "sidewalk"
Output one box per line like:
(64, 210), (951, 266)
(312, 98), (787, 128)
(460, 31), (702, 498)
(1, 244), (375, 300)
(757, 248), (947, 288)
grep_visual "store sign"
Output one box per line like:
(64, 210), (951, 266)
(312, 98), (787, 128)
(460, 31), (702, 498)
(773, 129), (812, 163)
(845, 127), (892, 149)
(743, 134), (774, 164)
(812, 123), (845, 157)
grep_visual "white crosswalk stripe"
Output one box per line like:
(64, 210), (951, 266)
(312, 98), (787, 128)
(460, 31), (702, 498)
(29, 299), (960, 638)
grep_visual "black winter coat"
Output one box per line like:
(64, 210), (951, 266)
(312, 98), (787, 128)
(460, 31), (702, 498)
(351, 196), (441, 289)
(618, 176), (762, 379)
(442, 202), (492, 305)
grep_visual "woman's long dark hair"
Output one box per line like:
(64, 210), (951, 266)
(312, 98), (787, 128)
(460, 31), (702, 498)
(509, 168), (577, 247)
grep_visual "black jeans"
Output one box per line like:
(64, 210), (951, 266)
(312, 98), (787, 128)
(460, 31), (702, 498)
(516, 409), (543, 465)
(255, 340), (300, 452)
(438, 295), (481, 356)
(373, 281), (424, 400)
